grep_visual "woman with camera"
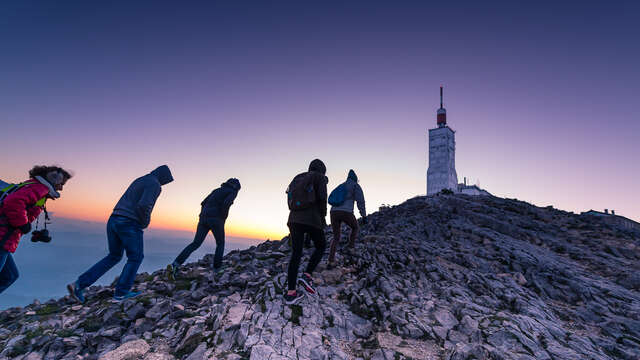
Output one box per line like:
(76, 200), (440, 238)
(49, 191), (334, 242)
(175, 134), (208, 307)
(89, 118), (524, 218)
(0, 165), (72, 294)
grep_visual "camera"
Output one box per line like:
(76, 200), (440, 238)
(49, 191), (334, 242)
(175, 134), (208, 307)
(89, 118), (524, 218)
(31, 229), (52, 243)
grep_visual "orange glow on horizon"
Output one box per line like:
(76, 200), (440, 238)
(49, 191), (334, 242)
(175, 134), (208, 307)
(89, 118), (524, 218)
(53, 211), (288, 242)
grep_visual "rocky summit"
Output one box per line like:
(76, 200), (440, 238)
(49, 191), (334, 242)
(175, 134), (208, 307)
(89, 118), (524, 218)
(1, 194), (639, 360)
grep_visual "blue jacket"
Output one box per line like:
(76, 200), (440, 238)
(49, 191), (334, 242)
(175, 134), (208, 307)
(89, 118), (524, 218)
(112, 165), (174, 228)
(200, 178), (241, 221)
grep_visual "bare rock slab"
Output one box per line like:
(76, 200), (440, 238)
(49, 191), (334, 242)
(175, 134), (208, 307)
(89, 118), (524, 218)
(99, 339), (150, 360)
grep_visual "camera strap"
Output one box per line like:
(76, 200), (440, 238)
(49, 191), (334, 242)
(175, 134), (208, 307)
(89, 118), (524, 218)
(0, 194), (49, 249)
(34, 205), (50, 231)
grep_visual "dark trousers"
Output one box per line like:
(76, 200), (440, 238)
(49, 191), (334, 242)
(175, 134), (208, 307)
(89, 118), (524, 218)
(174, 217), (225, 269)
(78, 215), (143, 296)
(329, 211), (358, 263)
(287, 223), (326, 291)
(0, 250), (19, 294)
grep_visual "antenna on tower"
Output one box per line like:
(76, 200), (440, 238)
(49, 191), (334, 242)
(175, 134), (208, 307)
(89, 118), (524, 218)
(436, 85), (447, 127)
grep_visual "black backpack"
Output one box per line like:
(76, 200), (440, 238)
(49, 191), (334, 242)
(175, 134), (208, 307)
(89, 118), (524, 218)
(286, 172), (316, 210)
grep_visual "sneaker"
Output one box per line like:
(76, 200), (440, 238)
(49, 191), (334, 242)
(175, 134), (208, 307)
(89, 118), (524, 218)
(166, 263), (178, 281)
(67, 282), (85, 304)
(113, 291), (141, 301)
(284, 291), (304, 305)
(298, 273), (316, 294)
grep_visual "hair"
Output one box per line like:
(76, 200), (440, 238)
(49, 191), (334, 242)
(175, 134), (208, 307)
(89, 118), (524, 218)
(29, 165), (73, 182)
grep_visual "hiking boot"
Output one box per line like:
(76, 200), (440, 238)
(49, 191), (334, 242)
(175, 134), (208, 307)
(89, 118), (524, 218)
(298, 273), (316, 294)
(284, 291), (304, 305)
(113, 291), (141, 301)
(166, 263), (178, 281)
(67, 282), (85, 304)
(213, 267), (224, 275)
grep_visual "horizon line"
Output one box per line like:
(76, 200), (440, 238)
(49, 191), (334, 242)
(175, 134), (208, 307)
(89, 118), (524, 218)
(49, 214), (286, 242)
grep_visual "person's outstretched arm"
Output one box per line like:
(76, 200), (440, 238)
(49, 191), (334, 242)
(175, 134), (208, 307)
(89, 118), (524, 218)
(222, 190), (237, 208)
(317, 175), (328, 224)
(137, 184), (161, 228)
(355, 184), (366, 218)
(3, 186), (46, 228)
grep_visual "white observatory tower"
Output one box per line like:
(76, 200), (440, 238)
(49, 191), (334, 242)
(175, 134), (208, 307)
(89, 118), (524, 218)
(427, 86), (458, 195)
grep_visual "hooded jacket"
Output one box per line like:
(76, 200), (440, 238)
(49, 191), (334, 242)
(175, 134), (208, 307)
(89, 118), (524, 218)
(287, 159), (328, 229)
(0, 177), (56, 253)
(200, 178), (241, 221)
(330, 170), (366, 217)
(112, 165), (173, 228)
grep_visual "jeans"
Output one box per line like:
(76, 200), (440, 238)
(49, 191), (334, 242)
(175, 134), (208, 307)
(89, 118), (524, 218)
(174, 217), (225, 269)
(287, 223), (326, 291)
(0, 250), (19, 294)
(77, 215), (143, 297)
(329, 210), (359, 263)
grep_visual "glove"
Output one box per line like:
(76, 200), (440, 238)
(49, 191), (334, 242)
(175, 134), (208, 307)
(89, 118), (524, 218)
(19, 223), (32, 234)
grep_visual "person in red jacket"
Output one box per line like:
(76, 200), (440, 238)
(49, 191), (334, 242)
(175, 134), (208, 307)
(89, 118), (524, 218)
(0, 165), (72, 294)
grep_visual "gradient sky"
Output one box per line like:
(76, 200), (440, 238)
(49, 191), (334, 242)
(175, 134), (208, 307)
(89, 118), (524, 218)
(1, 0), (639, 240)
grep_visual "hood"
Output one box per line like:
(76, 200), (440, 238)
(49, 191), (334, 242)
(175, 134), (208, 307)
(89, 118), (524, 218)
(34, 176), (60, 199)
(222, 178), (241, 191)
(308, 159), (326, 175)
(347, 169), (358, 182)
(151, 165), (174, 185)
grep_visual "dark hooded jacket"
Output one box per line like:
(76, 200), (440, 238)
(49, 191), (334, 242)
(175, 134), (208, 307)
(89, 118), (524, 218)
(112, 165), (174, 228)
(200, 178), (241, 221)
(287, 159), (328, 229)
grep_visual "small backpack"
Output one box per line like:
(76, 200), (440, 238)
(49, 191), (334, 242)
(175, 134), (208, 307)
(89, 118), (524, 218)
(328, 183), (348, 206)
(286, 172), (316, 210)
(0, 180), (37, 207)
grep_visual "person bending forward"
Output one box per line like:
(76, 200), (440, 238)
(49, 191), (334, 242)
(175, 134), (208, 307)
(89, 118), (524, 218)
(68, 165), (173, 303)
(167, 178), (240, 279)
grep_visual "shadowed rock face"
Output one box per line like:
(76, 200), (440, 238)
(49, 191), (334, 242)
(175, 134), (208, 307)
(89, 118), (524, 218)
(1, 194), (639, 360)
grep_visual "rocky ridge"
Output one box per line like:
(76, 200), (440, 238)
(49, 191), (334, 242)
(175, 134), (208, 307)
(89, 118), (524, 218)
(1, 194), (639, 359)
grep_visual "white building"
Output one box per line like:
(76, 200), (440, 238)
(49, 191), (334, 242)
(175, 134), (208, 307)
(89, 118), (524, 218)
(581, 209), (640, 232)
(457, 180), (491, 196)
(427, 86), (458, 195)
(427, 86), (491, 196)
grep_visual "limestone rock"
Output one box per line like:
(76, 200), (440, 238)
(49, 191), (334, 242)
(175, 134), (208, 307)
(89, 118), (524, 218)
(1, 194), (639, 360)
(99, 340), (150, 360)
(434, 309), (458, 330)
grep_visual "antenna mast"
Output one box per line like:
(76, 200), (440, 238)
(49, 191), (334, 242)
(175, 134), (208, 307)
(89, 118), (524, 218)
(436, 85), (447, 127)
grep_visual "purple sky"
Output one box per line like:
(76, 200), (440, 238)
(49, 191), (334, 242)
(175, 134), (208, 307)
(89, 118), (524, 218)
(1, 1), (638, 238)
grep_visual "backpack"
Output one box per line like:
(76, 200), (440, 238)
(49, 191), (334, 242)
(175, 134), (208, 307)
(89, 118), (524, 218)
(286, 172), (316, 210)
(328, 183), (348, 206)
(0, 180), (36, 207)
